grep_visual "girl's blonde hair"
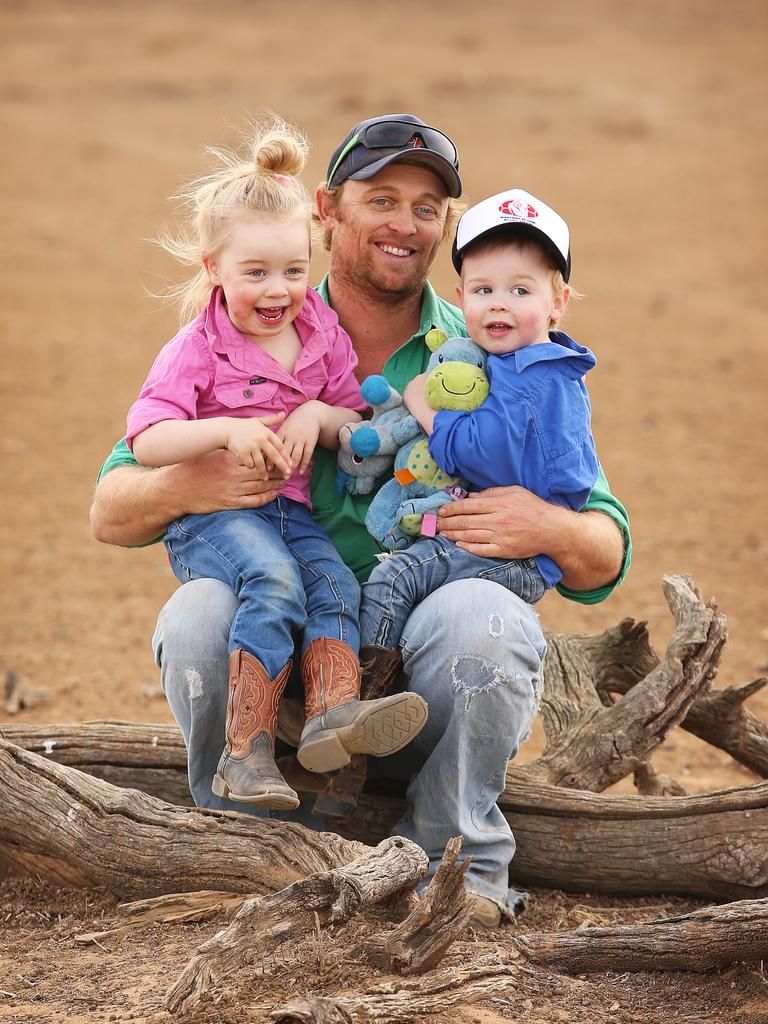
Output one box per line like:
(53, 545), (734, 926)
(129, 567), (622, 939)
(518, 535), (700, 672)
(160, 117), (312, 323)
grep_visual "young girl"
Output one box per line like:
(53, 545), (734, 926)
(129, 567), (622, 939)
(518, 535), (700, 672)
(126, 118), (427, 811)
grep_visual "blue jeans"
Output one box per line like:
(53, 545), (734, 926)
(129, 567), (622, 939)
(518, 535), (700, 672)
(164, 499), (360, 677)
(360, 534), (546, 650)
(152, 575), (546, 916)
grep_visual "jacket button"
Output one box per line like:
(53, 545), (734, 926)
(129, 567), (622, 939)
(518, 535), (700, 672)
(243, 388), (253, 398)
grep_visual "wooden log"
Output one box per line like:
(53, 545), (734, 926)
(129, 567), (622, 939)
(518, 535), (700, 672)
(165, 836), (429, 1012)
(500, 779), (768, 899)
(0, 721), (325, 805)
(605, 676), (768, 779)
(510, 575), (728, 791)
(0, 739), (368, 898)
(356, 835), (471, 975)
(5, 729), (768, 900)
(517, 897), (768, 973)
(270, 952), (528, 1024)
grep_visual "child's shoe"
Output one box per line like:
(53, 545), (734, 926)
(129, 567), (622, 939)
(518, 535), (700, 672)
(211, 649), (300, 809)
(296, 638), (427, 773)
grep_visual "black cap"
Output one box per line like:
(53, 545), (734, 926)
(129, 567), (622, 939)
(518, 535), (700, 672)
(326, 114), (462, 198)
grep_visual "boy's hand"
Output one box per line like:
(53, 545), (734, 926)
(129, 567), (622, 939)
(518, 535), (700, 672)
(224, 413), (292, 477)
(403, 373), (436, 433)
(277, 401), (324, 475)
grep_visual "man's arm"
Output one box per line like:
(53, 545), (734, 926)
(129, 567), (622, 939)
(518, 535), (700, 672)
(436, 485), (626, 593)
(90, 450), (282, 547)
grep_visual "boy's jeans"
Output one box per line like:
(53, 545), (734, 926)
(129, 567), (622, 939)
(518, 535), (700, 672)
(153, 575), (546, 917)
(361, 534), (546, 650)
(164, 499), (360, 676)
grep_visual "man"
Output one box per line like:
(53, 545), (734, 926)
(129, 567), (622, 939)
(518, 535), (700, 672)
(91, 114), (630, 927)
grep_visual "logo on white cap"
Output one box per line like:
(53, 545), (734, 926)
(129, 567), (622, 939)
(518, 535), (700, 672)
(499, 198), (538, 220)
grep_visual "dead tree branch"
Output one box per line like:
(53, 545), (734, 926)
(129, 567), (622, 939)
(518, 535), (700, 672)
(356, 834), (471, 975)
(509, 574), (727, 791)
(517, 897), (768, 973)
(165, 836), (429, 1012)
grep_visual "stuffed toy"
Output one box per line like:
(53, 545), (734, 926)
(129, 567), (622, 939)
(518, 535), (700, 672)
(340, 329), (490, 551)
(335, 375), (419, 496)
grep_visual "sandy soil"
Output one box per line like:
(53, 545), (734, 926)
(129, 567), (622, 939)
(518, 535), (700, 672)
(1, 0), (767, 1020)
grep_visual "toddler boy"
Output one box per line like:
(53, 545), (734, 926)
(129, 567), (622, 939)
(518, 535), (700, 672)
(359, 188), (599, 656)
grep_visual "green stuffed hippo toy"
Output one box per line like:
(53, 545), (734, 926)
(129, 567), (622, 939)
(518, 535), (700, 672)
(348, 329), (490, 551)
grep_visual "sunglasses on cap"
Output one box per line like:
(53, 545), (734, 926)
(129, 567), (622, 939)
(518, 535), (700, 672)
(327, 118), (460, 190)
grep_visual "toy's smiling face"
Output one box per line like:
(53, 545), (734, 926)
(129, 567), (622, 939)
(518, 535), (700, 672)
(425, 360), (489, 412)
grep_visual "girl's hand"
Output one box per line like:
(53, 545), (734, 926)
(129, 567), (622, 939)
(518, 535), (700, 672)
(224, 413), (292, 477)
(277, 401), (324, 475)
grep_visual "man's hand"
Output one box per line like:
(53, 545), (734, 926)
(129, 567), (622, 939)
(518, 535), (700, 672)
(277, 401), (324, 476)
(437, 485), (624, 591)
(224, 414), (292, 477)
(90, 450), (286, 547)
(174, 449), (286, 514)
(437, 485), (550, 558)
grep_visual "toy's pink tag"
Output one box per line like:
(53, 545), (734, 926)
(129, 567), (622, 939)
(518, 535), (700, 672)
(420, 513), (438, 537)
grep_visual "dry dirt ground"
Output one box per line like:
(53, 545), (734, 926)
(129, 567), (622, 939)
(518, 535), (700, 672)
(1, 1), (767, 1021)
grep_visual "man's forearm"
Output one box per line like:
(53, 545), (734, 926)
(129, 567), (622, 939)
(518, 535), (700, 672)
(544, 506), (625, 591)
(90, 464), (181, 546)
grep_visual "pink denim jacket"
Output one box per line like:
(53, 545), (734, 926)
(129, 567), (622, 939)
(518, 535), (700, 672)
(126, 287), (365, 508)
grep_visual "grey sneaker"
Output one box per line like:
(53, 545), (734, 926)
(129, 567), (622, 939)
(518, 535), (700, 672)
(296, 692), (428, 773)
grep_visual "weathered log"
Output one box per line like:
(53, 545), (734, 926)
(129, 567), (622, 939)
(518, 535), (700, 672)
(165, 836), (429, 1012)
(0, 739), (368, 898)
(517, 897), (768, 973)
(0, 721), (326, 805)
(270, 951), (529, 1024)
(76, 890), (249, 943)
(328, 778), (768, 900)
(510, 575), (728, 791)
(605, 675), (768, 779)
(500, 779), (768, 899)
(5, 729), (768, 899)
(356, 835), (471, 975)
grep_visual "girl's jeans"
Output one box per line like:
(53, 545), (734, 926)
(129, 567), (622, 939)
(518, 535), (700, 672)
(361, 534), (546, 650)
(152, 576), (546, 917)
(164, 499), (360, 677)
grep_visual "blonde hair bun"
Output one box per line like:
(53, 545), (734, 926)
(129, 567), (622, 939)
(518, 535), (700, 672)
(158, 114), (312, 323)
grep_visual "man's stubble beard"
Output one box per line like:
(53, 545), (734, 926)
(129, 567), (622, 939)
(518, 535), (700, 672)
(333, 245), (430, 307)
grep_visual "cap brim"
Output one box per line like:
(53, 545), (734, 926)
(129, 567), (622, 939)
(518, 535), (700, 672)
(452, 222), (571, 281)
(348, 149), (462, 198)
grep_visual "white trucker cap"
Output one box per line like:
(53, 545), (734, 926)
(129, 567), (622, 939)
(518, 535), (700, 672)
(452, 188), (571, 281)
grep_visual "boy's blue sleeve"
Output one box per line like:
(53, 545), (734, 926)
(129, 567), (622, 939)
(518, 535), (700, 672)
(428, 393), (531, 491)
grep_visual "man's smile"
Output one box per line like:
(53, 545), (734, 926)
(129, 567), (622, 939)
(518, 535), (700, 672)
(376, 242), (416, 258)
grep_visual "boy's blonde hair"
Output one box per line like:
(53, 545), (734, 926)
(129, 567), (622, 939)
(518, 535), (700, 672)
(160, 117), (312, 323)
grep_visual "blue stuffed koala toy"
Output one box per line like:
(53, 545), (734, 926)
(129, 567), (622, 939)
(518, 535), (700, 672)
(341, 329), (490, 551)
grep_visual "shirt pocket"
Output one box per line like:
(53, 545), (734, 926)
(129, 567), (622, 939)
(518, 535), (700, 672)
(300, 371), (329, 401)
(213, 378), (281, 415)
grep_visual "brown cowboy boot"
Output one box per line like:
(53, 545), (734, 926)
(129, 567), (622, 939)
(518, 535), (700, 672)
(297, 638), (427, 774)
(211, 649), (299, 809)
(312, 644), (404, 818)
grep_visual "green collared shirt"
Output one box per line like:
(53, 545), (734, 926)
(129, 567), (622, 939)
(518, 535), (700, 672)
(98, 277), (631, 602)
